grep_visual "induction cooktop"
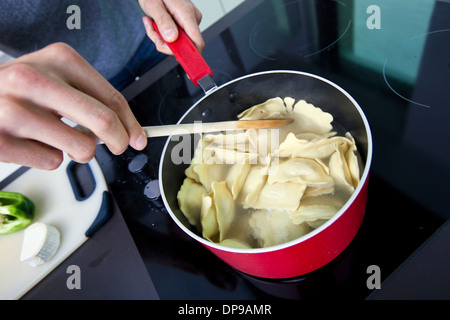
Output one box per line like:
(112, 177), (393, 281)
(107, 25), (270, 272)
(24, 0), (448, 300)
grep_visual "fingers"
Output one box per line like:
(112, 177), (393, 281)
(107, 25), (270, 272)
(0, 96), (97, 164)
(140, 0), (204, 54)
(1, 43), (147, 162)
(164, 0), (204, 52)
(0, 134), (64, 171)
(142, 16), (174, 56)
(30, 43), (148, 152)
(139, 0), (179, 56)
(141, 0), (178, 42)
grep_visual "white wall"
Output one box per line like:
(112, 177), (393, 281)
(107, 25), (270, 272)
(192, 0), (246, 31)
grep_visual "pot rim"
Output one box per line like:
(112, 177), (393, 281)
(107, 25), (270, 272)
(158, 69), (373, 254)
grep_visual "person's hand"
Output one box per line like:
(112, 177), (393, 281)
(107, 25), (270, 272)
(139, 0), (204, 55)
(0, 43), (148, 170)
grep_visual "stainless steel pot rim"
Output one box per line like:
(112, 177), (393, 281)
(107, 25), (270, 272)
(158, 69), (373, 254)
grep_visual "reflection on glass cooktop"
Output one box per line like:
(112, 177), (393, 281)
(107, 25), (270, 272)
(96, 0), (449, 299)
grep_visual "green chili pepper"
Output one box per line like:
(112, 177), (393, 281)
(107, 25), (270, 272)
(0, 191), (35, 235)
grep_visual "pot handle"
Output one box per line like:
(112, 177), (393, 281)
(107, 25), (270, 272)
(152, 20), (213, 87)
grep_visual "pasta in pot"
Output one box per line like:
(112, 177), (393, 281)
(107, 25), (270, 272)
(249, 210), (312, 248)
(176, 97), (361, 249)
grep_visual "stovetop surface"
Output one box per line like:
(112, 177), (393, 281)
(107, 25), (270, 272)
(95, 0), (449, 300)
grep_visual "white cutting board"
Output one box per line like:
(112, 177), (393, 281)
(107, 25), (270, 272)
(0, 156), (109, 300)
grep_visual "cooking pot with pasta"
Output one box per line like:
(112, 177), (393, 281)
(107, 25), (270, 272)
(159, 70), (372, 279)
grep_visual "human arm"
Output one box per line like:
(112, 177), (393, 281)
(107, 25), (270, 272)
(0, 42), (148, 170)
(138, 0), (204, 55)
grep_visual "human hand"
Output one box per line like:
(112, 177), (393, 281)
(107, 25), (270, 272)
(139, 0), (204, 55)
(0, 43), (148, 170)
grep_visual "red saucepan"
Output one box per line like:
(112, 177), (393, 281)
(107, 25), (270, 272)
(156, 24), (372, 279)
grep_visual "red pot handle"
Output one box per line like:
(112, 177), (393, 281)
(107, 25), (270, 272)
(151, 20), (213, 87)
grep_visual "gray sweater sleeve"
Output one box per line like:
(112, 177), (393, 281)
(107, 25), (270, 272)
(0, 0), (147, 80)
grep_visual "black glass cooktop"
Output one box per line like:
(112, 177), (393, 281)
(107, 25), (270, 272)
(93, 0), (448, 300)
